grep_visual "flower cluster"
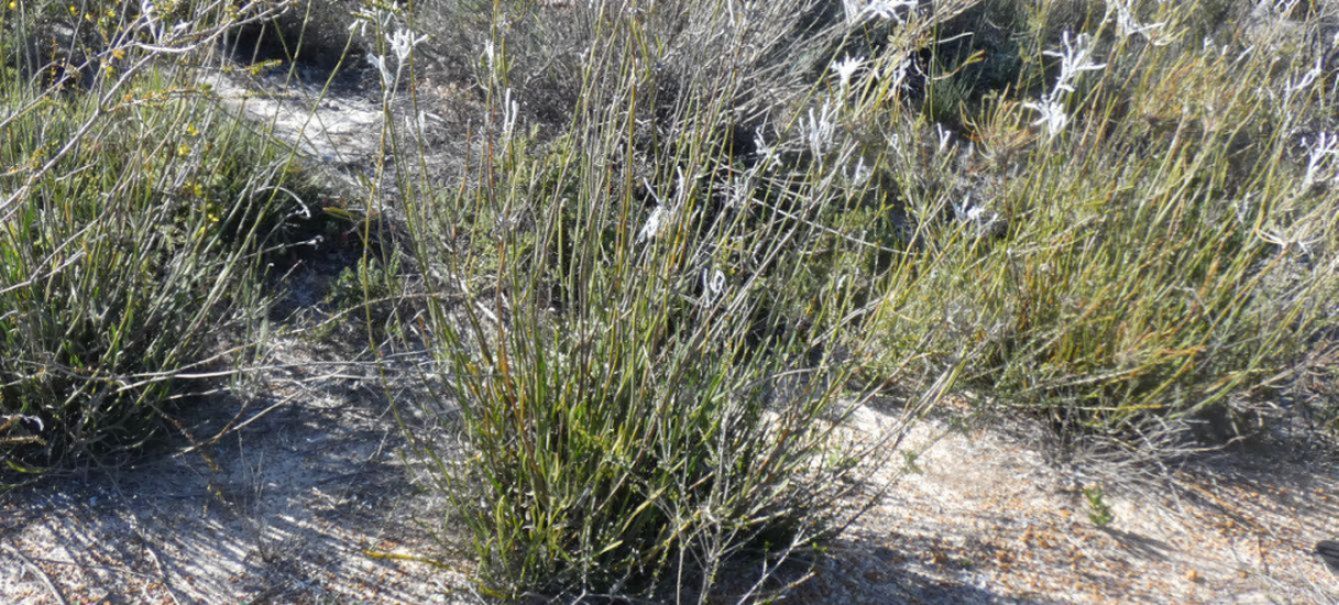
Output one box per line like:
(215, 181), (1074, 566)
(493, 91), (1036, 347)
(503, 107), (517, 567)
(1107, 0), (1166, 43)
(1024, 32), (1105, 140)
(804, 99), (839, 158)
(1302, 131), (1339, 188)
(352, 3), (425, 96)
(842, 0), (918, 25)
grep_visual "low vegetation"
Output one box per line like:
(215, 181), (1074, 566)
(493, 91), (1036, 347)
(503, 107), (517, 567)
(0, 2), (305, 476)
(2, 0), (1336, 600)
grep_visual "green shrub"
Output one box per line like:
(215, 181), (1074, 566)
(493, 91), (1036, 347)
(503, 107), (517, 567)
(869, 0), (1339, 436)
(0, 66), (301, 477)
(390, 2), (980, 598)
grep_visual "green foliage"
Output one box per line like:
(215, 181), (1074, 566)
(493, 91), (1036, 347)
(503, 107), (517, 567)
(868, 0), (1339, 436)
(392, 2), (977, 598)
(0, 69), (299, 477)
(1083, 486), (1114, 528)
(384, 0), (1339, 597)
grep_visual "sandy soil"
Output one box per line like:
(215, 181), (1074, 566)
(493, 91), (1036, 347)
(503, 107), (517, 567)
(793, 405), (1339, 604)
(0, 336), (474, 603)
(4, 383), (1335, 603)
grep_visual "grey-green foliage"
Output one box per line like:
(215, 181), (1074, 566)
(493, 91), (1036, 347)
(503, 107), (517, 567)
(0, 18), (303, 477)
(393, 1), (980, 599)
(871, 0), (1339, 436)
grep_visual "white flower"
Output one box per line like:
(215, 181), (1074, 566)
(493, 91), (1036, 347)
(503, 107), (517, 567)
(804, 99), (839, 158)
(390, 28), (427, 64)
(1024, 31), (1105, 140)
(1045, 31), (1106, 96)
(843, 0), (917, 25)
(753, 128), (781, 170)
(885, 56), (914, 92)
(1107, 0), (1166, 43)
(847, 156), (872, 186)
(500, 88), (519, 142)
(1285, 54), (1324, 98)
(1023, 100), (1069, 139)
(831, 55), (866, 91)
(701, 268), (726, 302)
(954, 197), (1004, 236)
(349, 3), (396, 37)
(367, 53), (392, 88)
(638, 204), (666, 243)
(1303, 131), (1339, 187)
(363, 25), (426, 96)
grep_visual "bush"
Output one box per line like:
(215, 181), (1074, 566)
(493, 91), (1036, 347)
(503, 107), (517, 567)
(869, 0), (1339, 437)
(391, 1), (978, 598)
(0, 21), (304, 477)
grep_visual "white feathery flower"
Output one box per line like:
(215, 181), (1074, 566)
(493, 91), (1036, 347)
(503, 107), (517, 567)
(848, 156), (872, 187)
(1285, 54), (1324, 98)
(753, 128), (780, 170)
(1303, 131), (1339, 188)
(843, 0), (917, 25)
(638, 168), (694, 243)
(1107, 0), (1166, 43)
(725, 173), (760, 210)
(1023, 100), (1069, 139)
(638, 204), (666, 243)
(1024, 31), (1105, 140)
(349, 3), (396, 37)
(804, 99), (839, 158)
(886, 56), (913, 92)
(1045, 32), (1105, 95)
(367, 53), (392, 88)
(390, 28), (427, 63)
(831, 55), (865, 91)
(701, 268), (726, 302)
(500, 88), (519, 142)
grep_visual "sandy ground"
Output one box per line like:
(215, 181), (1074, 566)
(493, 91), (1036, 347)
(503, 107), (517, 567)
(0, 336), (474, 603)
(4, 383), (1335, 603)
(793, 405), (1339, 604)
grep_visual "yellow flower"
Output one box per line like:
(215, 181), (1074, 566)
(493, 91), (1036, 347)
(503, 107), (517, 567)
(177, 143), (191, 157)
(67, 4), (76, 15)
(111, 48), (125, 61)
(8, 1), (18, 10)
(186, 123), (199, 137)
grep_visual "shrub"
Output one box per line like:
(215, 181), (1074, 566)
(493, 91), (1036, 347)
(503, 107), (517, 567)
(0, 17), (304, 477)
(869, 0), (1339, 437)
(390, 1), (976, 598)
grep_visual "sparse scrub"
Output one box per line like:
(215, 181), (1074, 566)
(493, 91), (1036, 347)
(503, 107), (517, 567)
(868, 0), (1339, 438)
(388, 1), (974, 598)
(0, 3), (307, 478)
(2, 0), (1337, 601)
(374, 0), (1339, 597)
